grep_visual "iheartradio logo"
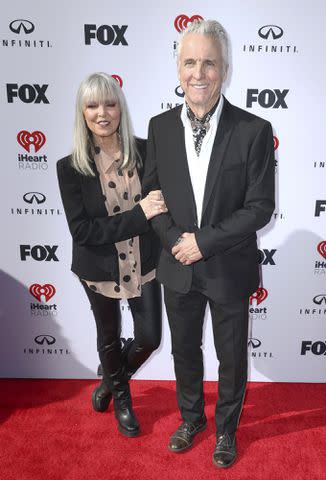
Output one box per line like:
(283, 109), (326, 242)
(17, 130), (46, 153)
(111, 74), (123, 87)
(250, 287), (268, 306)
(317, 241), (326, 260)
(273, 136), (279, 150)
(29, 284), (56, 302)
(174, 14), (204, 33)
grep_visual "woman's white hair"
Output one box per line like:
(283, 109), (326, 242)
(177, 19), (229, 74)
(72, 72), (140, 176)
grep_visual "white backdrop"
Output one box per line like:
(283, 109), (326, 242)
(1, 0), (325, 382)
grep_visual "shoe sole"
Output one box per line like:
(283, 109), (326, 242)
(168, 422), (207, 453)
(91, 389), (112, 413)
(118, 424), (140, 438)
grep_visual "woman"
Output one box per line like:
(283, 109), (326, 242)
(57, 72), (166, 438)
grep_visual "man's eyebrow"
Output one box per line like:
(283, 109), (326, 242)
(182, 57), (217, 62)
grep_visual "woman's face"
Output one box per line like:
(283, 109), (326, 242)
(83, 97), (121, 141)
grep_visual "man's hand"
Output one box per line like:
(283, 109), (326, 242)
(171, 232), (203, 265)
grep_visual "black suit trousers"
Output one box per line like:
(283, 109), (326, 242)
(164, 284), (249, 434)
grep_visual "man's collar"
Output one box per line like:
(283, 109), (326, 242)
(181, 95), (224, 127)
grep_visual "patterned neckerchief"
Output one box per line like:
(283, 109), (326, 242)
(186, 100), (219, 156)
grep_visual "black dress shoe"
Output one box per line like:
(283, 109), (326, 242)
(91, 382), (112, 412)
(212, 432), (237, 468)
(168, 416), (207, 452)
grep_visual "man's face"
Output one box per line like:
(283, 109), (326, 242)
(178, 33), (226, 117)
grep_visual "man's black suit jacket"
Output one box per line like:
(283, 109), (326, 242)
(142, 97), (275, 301)
(57, 138), (160, 282)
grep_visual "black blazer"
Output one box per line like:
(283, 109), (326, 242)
(142, 97), (275, 301)
(57, 138), (160, 282)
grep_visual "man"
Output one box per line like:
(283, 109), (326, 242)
(142, 19), (275, 468)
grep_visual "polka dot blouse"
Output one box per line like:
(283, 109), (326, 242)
(83, 147), (155, 299)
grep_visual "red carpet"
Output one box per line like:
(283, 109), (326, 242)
(0, 380), (325, 480)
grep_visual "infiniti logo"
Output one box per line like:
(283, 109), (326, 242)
(23, 192), (46, 204)
(258, 25), (283, 40)
(9, 19), (35, 35)
(248, 338), (262, 349)
(34, 335), (56, 345)
(175, 85), (185, 98)
(313, 294), (326, 305)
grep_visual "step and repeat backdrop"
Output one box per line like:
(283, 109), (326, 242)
(1, 0), (325, 382)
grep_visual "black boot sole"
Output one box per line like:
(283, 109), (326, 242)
(91, 388), (112, 412)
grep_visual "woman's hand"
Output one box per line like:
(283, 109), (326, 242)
(139, 190), (168, 220)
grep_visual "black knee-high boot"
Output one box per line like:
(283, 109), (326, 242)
(92, 338), (135, 412)
(121, 338), (137, 379)
(92, 381), (112, 413)
(108, 364), (139, 437)
(92, 339), (121, 413)
(93, 339), (139, 437)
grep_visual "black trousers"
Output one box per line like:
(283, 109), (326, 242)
(81, 279), (162, 386)
(164, 285), (249, 435)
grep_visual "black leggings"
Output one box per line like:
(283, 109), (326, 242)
(81, 278), (162, 384)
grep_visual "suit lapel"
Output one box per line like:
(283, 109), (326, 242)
(201, 98), (234, 220)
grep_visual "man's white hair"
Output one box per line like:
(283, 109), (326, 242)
(177, 19), (229, 73)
